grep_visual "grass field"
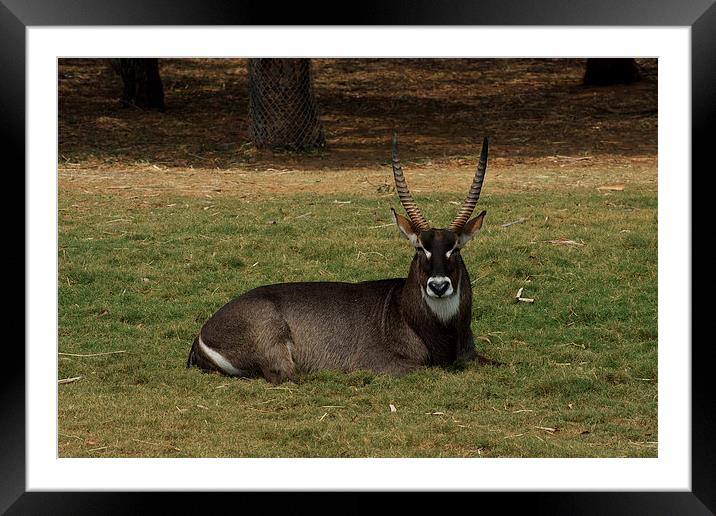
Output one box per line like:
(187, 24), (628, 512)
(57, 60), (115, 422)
(58, 160), (657, 458)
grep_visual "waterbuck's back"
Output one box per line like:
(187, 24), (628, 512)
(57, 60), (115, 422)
(237, 279), (403, 339)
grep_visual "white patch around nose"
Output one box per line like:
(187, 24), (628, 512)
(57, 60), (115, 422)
(421, 283), (460, 324)
(426, 275), (454, 298)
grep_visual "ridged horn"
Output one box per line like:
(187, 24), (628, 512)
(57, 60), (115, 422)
(391, 134), (430, 231)
(449, 137), (489, 231)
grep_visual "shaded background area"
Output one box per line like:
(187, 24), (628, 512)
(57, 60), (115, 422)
(58, 58), (657, 170)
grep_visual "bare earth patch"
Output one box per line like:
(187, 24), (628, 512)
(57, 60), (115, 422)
(59, 58), (657, 171)
(59, 158), (656, 201)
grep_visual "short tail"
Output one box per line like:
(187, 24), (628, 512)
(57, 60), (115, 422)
(186, 337), (199, 368)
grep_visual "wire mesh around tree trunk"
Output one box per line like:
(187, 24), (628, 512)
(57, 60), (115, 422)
(248, 58), (326, 151)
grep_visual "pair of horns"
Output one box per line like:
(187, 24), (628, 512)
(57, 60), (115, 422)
(392, 134), (488, 232)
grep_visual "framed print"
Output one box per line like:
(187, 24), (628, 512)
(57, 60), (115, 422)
(6, 0), (712, 513)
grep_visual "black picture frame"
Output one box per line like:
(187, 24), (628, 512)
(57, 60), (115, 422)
(5, 0), (711, 513)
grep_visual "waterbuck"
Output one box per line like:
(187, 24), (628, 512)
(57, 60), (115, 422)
(187, 135), (493, 384)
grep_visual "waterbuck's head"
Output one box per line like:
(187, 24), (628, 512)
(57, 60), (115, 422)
(390, 134), (488, 305)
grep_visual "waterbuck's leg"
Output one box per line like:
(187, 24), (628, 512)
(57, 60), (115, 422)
(456, 330), (479, 362)
(189, 297), (297, 383)
(362, 352), (424, 377)
(187, 336), (216, 371)
(456, 331), (501, 365)
(254, 322), (297, 385)
(188, 333), (260, 378)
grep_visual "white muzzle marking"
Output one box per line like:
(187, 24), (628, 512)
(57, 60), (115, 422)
(426, 275), (453, 298)
(421, 283), (460, 324)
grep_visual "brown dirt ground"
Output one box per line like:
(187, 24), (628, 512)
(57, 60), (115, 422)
(58, 58), (657, 196)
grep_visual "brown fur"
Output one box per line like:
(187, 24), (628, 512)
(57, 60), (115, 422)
(188, 216), (488, 384)
(188, 137), (492, 384)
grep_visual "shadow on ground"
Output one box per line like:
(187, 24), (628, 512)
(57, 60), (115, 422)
(58, 58), (657, 171)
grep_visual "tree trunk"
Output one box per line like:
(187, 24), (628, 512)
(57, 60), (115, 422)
(111, 58), (165, 111)
(248, 58), (326, 151)
(584, 58), (640, 86)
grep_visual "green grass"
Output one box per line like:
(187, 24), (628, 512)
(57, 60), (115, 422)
(58, 187), (657, 457)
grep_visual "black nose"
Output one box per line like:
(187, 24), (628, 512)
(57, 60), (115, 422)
(428, 279), (450, 297)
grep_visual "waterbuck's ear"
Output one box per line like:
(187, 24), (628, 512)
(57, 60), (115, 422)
(457, 210), (486, 247)
(390, 208), (420, 247)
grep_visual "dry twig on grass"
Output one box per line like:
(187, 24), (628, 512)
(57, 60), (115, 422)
(541, 239), (585, 246)
(515, 287), (535, 303)
(501, 217), (527, 228)
(597, 183), (626, 191)
(58, 376), (82, 385)
(551, 155), (592, 162)
(58, 350), (126, 357)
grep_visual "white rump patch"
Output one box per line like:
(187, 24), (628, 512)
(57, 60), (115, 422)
(198, 335), (243, 376)
(421, 285), (460, 324)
